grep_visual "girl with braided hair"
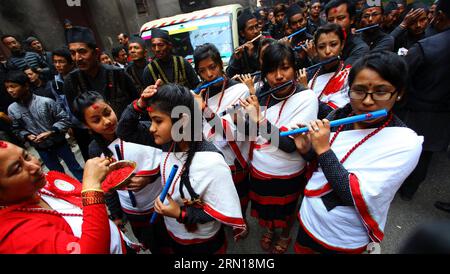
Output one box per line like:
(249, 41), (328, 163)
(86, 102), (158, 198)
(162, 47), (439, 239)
(117, 80), (246, 254)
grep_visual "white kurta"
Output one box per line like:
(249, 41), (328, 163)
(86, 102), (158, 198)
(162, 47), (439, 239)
(300, 127), (423, 250)
(106, 139), (162, 214)
(203, 83), (251, 169)
(161, 150), (246, 244)
(308, 65), (351, 110)
(251, 89), (318, 178)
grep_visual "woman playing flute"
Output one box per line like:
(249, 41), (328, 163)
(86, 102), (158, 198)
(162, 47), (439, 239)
(239, 42), (318, 254)
(193, 44), (252, 228)
(292, 51), (423, 254)
(299, 23), (352, 119)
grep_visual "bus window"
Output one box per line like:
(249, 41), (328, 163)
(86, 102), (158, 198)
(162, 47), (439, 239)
(142, 13), (234, 65)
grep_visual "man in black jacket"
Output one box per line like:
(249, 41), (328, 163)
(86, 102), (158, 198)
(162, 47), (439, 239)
(142, 28), (199, 89)
(125, 36), (149, 95)
(397, 0), (450, 201)
(325, 0), (369, 65)
(359, 2), (395, 52)
(390, 2), (429, 51)
(64, 26), (138, 118)
(226, 10), (262, 78)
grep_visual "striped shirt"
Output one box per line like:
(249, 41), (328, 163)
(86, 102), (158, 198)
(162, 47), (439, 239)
(6, 51), (47, 71)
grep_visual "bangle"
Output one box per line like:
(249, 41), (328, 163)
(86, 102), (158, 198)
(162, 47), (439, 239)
(176, 207), (186, 223)
(81, 188), (104, 194)
(133, 99), (146, 113)
(82, 191), (105, 206)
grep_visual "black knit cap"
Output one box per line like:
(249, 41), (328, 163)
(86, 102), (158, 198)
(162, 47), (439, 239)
(151, 28), (172, 44)
(286, 4), (303, 20)
(384, 1), (398, 13)
(238, 10), (256, 32)
(129, 35), (146, 48)
(362, 1), (383, 12)
(66, 26), (96, 45)
(437, 0), (450, 17)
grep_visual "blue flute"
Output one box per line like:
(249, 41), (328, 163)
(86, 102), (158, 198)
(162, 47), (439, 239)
(193, 77), (225, 94)
(150, 165), (180, 224)
(285, 27), (307, 40)
(115, 144), (138, 207)
(280, 109), (388, 137)
(218, 80), (295, 117)
(305, 56), (340, 73)
(355, 24), (380, 34)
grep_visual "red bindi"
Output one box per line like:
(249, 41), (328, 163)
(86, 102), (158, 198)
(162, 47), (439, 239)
(332, 8), (338, 13)
(147, 106), (154, 112)
(0, 141), (8, 148)
(91, 103), (100, 110)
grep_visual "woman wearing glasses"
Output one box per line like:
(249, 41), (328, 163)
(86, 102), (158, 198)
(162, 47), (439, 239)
(292, 51), (423, 253)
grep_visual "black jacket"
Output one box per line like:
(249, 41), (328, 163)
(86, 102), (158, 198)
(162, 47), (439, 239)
(342, 34), (370, 66)
(63, 64), (138, 118)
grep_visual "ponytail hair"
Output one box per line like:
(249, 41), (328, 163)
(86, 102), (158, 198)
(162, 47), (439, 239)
(149, 84), (201, 201)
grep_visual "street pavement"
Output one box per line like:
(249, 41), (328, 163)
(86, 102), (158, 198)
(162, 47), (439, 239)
(35, 140), (450, 254)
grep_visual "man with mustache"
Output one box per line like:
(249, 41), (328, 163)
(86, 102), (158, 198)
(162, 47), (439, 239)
(63, 26), (138, 118)
(125, 36), (149, 95)
(142, 28), (199, 89)
(1, 35), (49, 77)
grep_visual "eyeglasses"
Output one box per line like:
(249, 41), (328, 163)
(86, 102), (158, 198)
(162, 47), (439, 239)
(349, 89), (397, 101)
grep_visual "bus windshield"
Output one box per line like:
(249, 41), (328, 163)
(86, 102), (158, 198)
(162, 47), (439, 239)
(141, 13), (234, 65)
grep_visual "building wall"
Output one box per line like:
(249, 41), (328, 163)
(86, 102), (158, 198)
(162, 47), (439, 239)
(0, 0), (66, 56)
(0, 0), (256, 57)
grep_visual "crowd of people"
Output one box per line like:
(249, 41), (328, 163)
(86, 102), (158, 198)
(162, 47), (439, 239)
(0, 0), (449, 254)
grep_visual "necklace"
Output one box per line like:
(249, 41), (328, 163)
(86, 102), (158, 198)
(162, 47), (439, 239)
(162, 142), (186, 196)
(205, 77), (227, 114)
(0, 191), (83, 218)
(310, 61), (345, 96)
(264, 92), (290, 125)
(329, 112), (394, 164)
(270, 83), (296, 100)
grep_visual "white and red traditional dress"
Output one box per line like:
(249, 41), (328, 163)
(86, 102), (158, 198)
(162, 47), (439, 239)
(250, 84), (318, 229)
(295, 106), (423, 253)
(159, 141), (246, 254)
(106, 138), (162, 216)
(104, 138), (162, 251)
(202, 79), (252, 211)
(309, 61), (351, 119)
(0, 172), (128, 254)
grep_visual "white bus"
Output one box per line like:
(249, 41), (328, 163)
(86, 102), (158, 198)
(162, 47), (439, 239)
(140, 4), (243, 67)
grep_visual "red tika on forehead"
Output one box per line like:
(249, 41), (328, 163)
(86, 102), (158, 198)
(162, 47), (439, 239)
(147, 106), (154, 112)
(332, 7), (338, 13)
(91, 103), (100, 110)
(0, 141), (8, 149)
